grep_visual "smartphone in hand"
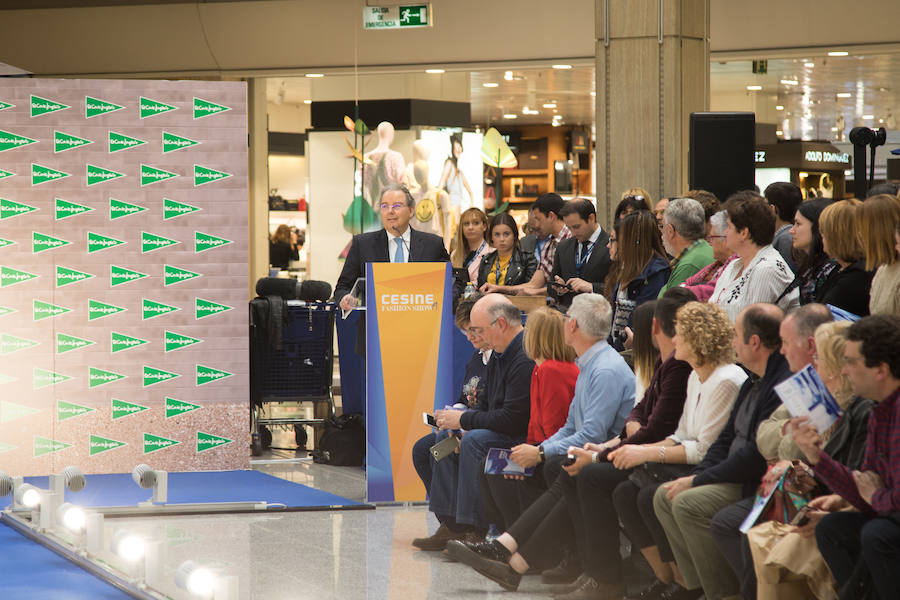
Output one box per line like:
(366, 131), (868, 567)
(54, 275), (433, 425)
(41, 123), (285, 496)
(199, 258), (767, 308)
(423, 412), (437, 427)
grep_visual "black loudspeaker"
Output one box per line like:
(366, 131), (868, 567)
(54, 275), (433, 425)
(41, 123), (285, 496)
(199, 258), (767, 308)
(689, 112), (756, 202)
(887, 158), (900, 181)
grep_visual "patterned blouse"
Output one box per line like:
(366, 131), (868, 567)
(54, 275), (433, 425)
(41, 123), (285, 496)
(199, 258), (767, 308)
(709, 245), (799, 322)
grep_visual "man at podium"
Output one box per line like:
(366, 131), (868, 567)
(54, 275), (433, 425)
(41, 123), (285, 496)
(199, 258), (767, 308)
(335, 184), (450, 311)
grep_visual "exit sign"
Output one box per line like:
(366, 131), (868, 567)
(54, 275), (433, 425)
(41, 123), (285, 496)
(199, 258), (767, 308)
(363, 5), (431, 30)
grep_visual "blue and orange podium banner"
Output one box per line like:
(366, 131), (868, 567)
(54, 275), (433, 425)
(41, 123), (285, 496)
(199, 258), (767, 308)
(366, 262), (453, 502)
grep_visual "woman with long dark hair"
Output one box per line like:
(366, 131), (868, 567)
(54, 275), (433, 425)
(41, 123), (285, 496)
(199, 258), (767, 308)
(780, 198), (836, 305)
(478, 213), (537, 291)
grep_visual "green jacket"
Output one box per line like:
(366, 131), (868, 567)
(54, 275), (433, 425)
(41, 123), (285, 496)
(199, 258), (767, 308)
(658, 239), (714, 298)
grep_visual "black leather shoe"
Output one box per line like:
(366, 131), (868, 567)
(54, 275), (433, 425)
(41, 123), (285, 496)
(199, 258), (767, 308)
(624, 579), (669, 600)
(542, 547), (582, 584)
(412, 523), (454, 551)
(656, 583), (703, 600)
(553, 576), (624, 600)
(446, 539), (521, 591)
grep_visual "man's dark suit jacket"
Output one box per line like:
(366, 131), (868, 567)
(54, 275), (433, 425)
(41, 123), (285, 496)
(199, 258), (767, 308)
(547, 229), (612, 306)
(334, 227), (450, 302)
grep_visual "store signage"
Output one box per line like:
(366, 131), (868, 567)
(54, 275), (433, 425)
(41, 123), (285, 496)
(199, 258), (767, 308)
(34, 368), (71, 389)
(112, 398), (148, 419)
(1, 334), (39, 355)
(34, 436), (72, 457)
(109, 198), (147, 220)
(111, 331), (149, 353)
(197, 431), (232, 452)
(33, 163), (71, 185)
(56, 332), (94, 354)
(0, 169), (13, 179)
(166, 397), (200, 418)
(164, 198), (200, 220)
(89, 367), (126, 388)
(196, 298), (232, 319)
(1, 199), (37, 219)
(109, 131), (147, 153)
(363, 4), (431, 29)
(85, 96), (125, 119)
(0, 238), (13, 248)
(804, 150), (849, 165)
(755, 151), (766, 163)
(143, 365), (180, 387)
(143, 298), (179, 320)
(58, 401), (94, 422)
(86, 164), (125, 186)
(0, 101), (14, 112)
(139, 96), (177, 119)
(143, 433), (179, 454)
(90, 435), (126, 455)
(54, 131), (93, 153)
(31, 95), (69, 117)
(34, 300), (71, 321)
(0, 130), (38, 152)
(57, 198), (93, 220)
(88, 299), (126, 320)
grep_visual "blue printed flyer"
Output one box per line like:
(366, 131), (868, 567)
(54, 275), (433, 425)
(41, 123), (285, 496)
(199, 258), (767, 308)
(484, 447), (536, 477)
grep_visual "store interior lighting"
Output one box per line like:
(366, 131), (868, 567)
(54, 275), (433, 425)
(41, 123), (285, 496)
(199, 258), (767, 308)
(132, 464), (168, 504)
(304, 73), (324, 78)
(111, 529), (145, 562)
(176, 561), (216, 598)
(56, 502), (87, 532)
(552, 64), (572, 70)
(836, 92), (852, 98)
(482, 82), (498, 88)
(828, 51), (849, 57)
(0, 470), (11, 497)
(15, 483), (41, 509)
(425, 68), (444, 74)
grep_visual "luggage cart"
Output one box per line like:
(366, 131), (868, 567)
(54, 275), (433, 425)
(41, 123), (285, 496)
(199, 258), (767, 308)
(250, 300), (336, 456)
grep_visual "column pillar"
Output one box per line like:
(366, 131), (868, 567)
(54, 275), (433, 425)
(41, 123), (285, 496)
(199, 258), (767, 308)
(595, 0), (709, 225)
(247, 77), (269, 299)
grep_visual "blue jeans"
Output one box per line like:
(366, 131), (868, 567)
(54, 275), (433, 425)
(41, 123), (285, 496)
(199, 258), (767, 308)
(412, 429), (521, 528)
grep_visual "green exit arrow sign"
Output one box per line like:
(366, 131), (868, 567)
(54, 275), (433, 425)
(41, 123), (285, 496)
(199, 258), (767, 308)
(363, 4), (430, 30)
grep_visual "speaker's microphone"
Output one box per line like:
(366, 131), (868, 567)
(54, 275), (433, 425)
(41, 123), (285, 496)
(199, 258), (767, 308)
(391, 225), (410, 260)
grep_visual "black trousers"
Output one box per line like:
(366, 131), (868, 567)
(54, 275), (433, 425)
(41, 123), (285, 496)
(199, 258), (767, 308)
(709, 496), (756, 600)
(612, 479), (676, 562)
(479, 460), (550, 531)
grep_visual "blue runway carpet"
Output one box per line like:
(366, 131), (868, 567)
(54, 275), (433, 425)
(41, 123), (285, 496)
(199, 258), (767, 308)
(19, 470), (362, 509)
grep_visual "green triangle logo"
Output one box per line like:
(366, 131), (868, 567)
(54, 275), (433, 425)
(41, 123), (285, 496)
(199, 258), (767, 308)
(139, 96), (177, 119)
(0, 169), (14, 180)
(89, 298), (126, 321)
(194, 231), (233, 253)
(143, 432), (180, 454)
(1, 266), (38, 287)
(34, 299), (71, 321)
(162, 131), (200, 153)
(56, 265), (94, 287)
(165, 331), (202, 352)
(193, 97), (231, 119)
(54, 131), (93, 153)
(111, 331), (150, 353)
(143, 365), (180, 387)
(1, 401), (40, 424)
(0, 129), (39, 152)
(141, 164), (179, 186)
(163, 198), (201, 220)
(31, 95), (69, 117)
(164, 264), (201, 286)
(109, 198), (147, 220)
(112, 398), (148, 420)
(142, 231), (180, 253)
(33, 231), (72, 253)
(0, 238), (14, 248)
(86, 164), (126, 186)
(0, 306), (17, 317)
(89, 366), (126, 388)
(197, 431), (233, 452)
(111, 264), (148, 286)
(193, 164), (232, 186)
(196, 364), (233, 386)
(1, 333), (39, 355)
(87, 231), (126, 253)
(90, 434), (127, 455)
(32, 163), (71, 185)
(58, 401), (94, 422)
(194, 298), (234, 319)
(85, 96), (125, 119)
(0, 101), (14, 112)
(57, 332), (95, 354)
(34, 367), (72, 389)
(0, 442), (16, 453)
(56, 198), (94, 220)
(34, 436), (72, 457)
(142, 298), (180, 320)
(0, 373), (18, 385)
(108, 131), (147, 153)
(1, 198), (38, 219)
(166, 397), (200, 419)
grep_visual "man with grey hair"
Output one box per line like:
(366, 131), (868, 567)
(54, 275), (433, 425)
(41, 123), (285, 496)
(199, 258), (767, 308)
(658, 197), (714, 298)
(412, 294), (535, 550)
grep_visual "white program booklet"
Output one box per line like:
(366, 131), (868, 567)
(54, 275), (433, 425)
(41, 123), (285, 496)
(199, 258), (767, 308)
(774, 364), (843, 433)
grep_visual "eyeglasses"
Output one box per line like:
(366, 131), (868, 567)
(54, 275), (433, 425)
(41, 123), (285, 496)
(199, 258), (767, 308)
(706, 234), (726, 241)
(468, 318), (500, 336)
(380, 202), (406, 212)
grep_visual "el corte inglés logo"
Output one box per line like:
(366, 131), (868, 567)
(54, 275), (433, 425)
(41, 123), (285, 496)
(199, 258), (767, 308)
(85, 96), (125, 118)
(109, 131), (147, 153)
(0, 373), (18, 385)
(164, 265), (201, 286)
(58, 401), (95, 422)
(197, 431), (233, 452)
(196, 364), (233, 386)
(195, 232), (232, 252)
(166, 397), (200, 418)
(143, 365), (180, 387)
(34, 299), (71, 321)
(0, 306), (18, 318)
(1, 198), (38, 219)
(89, 367), (126, 388)
(56, 266), (94, 287)
(0, 443), (16, 453)
(90, 434), (126, 455)
(162, 131), (200, 153)
(142, 231), (180, 253)
(193, 97), (230, 119)
(31, 95), (69, 117)
(34, 367), (72, 389)
(163, 198), (200, 220)
(194, 164), (232, 186)
(0, 129), (38, 152)
(1, 334), (39, 355)
(111, 265), (148, 286)
(0, 169), (14, 180)
(0, 101), (14, 112)
(2, 401), (40, 423)
(112, 398), (148, 420)
(0, 238), (14, 248)
(33, 231), (71, 253)
(111, 331), (149, 353)
(87, 164), (126, 186)
(143, 298), (179, 319)
(1, 266), (38, 287)
(34, 436), (72, 457)
(54, 131), (93, 153)
(165, 331), (201, 352)
(32, 163), (71, 185)
(57, 332), (95, 354)
(139, 96), (177, 119)
(88, 299), (126, 320)
(143, 433), (180, 454)
(56, 198), (94, 220)
(110, 198), (147, 220)
(88, 231), (126, 253)
(141, 164), (178, 186)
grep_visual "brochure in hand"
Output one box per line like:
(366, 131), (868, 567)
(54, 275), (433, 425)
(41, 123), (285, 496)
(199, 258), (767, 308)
(483, 447), (535, 477)
(739, 469), (787, 534)
(774, 364), (843, 434)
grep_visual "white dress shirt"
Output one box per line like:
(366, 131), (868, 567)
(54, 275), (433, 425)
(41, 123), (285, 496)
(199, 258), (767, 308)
(387, 227), (412, 263)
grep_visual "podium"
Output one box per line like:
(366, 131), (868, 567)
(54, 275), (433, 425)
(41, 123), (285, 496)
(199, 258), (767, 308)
(364, 262), (454, 502)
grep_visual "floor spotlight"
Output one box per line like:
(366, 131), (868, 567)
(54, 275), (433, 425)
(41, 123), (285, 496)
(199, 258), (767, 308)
(49, 465), (87, 497)
(132, 464), (168, 504)
(57, 502), (87, 532)
(175, 561), (216, 598)
(111, 530), (145, 562)
(0, 471), (12, 497)
(15, 483), (41, 509)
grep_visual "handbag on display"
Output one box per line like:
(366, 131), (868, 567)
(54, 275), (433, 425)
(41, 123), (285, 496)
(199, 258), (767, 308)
(760, 461), (818, 525)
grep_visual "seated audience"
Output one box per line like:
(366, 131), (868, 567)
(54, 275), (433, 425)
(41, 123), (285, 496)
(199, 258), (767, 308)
(684, 189), (722, 235)
(816, 199), (873, 316)
(764, 182), (803, 272)
(653, 303), (792, 600)
(411, 294), (535, 549)
(861, 194), (900, 315)
(477, 213), (537, 291)
(608, 211), (671, 350)
(709, 192), (799, 321)
(654, 197), (671, 230)
(780, 198), (836, 306)
(792, 315), (900, 600)
(451, 207), (493, 285)
(658, 198), (714, 296)
(559, 301), (745, 600)
(682, 210), (737, 302)
(548, 199), (612, 307)
(631, 301), (661, 405)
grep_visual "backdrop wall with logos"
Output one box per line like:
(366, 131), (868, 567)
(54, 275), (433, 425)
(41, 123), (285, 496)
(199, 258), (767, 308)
(0, 78), (248, 476)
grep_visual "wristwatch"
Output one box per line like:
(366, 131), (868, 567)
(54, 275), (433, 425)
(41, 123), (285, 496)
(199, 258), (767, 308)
(537, 445), (545, 463)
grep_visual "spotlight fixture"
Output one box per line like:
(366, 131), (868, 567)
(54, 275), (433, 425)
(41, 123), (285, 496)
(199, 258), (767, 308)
(57, 503), (87, 532)
(0, 471), (11, 497)
(111, 530), (145, 562)
(176, 561), (216, 598)
(16, 483), (41, 509)
(132, 464), (168, 504)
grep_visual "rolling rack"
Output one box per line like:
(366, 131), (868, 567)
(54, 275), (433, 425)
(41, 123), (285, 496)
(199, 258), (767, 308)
(250, 299), (336, 456)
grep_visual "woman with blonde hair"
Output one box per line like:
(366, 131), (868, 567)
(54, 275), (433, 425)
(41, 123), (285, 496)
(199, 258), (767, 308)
(861, 194), (900, 315)
(816, 199), (873, 316)
(451, 207), (492, 284)
(480, 306), (578, 529)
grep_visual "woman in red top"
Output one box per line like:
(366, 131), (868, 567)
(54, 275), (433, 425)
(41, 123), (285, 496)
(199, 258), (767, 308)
(480, 306), (579, 531)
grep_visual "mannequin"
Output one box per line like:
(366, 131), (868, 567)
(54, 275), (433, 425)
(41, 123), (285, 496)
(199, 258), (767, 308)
(403, 139), (431, 194)
(362, 121), (406, 207)
(437, 133), (474, 244)
(412, 160), (449, 242)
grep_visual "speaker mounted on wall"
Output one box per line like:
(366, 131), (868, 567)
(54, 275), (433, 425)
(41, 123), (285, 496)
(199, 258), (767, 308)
(689, 112), (756, 202)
